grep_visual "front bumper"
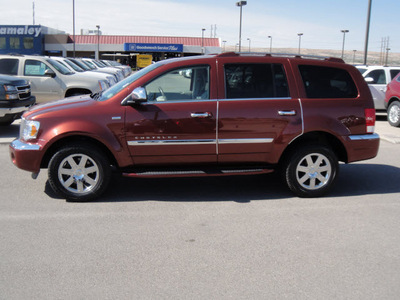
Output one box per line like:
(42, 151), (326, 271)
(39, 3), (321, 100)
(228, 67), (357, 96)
(9, 139), (43, 173)
(0, 96), (36, 118)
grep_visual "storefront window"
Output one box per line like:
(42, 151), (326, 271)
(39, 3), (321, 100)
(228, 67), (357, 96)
(10, 37), (20, 49)
(23, 37), (34, 49)
(0, 37), (6, 49)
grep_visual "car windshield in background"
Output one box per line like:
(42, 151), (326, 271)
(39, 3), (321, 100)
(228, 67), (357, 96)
(63, 59), (84, 72)
(99, 63), (161, 102)
(46, 59), (74, 75)
(68, 58), (92, 71)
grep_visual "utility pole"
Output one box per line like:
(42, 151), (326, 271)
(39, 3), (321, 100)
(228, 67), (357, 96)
(363, 0), (372, 65)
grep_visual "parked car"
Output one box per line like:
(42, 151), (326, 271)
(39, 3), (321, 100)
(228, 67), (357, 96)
(67, 58), (122, 83)
(51, 56), (117, 87)
(10, 53), (379, 201)
(0, 54), (110, 103)
(82, 58), (125, 81)
(384, 72), (400, 127)
(102, 59), (132, 77)
(357, 65), (400, 110)
(0, 74), (35, 125)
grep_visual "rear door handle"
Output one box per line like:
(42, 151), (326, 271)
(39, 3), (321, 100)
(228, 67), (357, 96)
(191, 112), (212, 118)
(278, 110), (296, 116)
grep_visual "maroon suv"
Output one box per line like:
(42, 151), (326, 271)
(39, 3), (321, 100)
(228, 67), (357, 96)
(10, 53), (380, 201)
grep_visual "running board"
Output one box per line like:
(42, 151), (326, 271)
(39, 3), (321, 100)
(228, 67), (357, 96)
(122, 168), (274, 178)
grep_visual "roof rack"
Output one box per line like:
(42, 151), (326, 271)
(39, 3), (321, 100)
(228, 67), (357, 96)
(216, 52), (344, 63)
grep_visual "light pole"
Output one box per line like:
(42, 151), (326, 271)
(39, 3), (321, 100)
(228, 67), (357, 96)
(201, 28), (206, 54)
(222, 40), (227, 52)
(297, 33), (303, 54)
(352, 50), (357, 64)
(73, 0), (75, 57)
(364, 0), (372, 65)
(247, 38), (251, 52)
(341, 29), (349, 59)
(268, 35), (272, 53)
(385, 48), (390, 66)
(236, 1), (247, 52)
(96, 25), (100, 60)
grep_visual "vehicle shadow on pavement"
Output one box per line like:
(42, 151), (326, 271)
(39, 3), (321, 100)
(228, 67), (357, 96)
(43, 163), (400, 203)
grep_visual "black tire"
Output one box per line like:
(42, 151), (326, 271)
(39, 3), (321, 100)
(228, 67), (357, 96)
(48, 144), (111, 202)
(387, 101), (400, 127)
(282, 145), (338, 198)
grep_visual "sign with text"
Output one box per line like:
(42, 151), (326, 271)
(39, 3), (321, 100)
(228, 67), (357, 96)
(124, 43), (183, 53)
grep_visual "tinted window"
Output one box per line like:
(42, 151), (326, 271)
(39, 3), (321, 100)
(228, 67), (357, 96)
(299, 65), (358, 98)
(225, 63), (289, 99)
(365, 69), (386, 84)
(0, 58), (19, 75)
(390, 69), (400, 81)
(145, 66), (210, 101)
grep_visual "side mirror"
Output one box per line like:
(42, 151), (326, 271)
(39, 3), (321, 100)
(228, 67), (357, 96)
(121, 86), (147, 106)
(364, 77), (375, 84)
(44, 69), (56, 78)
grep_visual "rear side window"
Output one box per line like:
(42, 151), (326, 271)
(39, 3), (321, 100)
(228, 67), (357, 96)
(0, 58), (19, 75)
(225, 63), (289, 99)
(299, 65), (358, 98)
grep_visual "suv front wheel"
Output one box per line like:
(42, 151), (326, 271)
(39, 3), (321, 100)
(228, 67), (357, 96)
(283, 145), (338, 198)
(48, 144), (111, 201)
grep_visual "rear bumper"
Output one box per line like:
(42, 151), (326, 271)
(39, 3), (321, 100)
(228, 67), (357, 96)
(345, 133), (380, 163)
(9, 139), (43, 173)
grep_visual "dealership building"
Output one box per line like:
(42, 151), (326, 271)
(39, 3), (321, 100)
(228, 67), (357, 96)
(0, 25), (222, 66)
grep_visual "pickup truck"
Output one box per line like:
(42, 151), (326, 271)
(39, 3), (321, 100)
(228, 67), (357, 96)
(0, 74), (35, 125)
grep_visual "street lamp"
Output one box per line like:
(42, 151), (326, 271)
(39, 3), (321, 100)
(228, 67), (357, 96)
(268, 35), (272, 53)
(297, 33), (303, 54)
(201, 28), (206, 54)
(352, 50), (357, 64)
(96, 25), (100, 60)
(247, 38), (251, 52)
(236, 1), (247, 52)
(222, 40), (227, 52)
(72, 0), (75, 57)
(385, 48), (390, 66)
(341, 29), (349, 59)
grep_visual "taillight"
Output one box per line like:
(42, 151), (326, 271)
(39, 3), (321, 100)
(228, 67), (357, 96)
(365, 108), (376, 133)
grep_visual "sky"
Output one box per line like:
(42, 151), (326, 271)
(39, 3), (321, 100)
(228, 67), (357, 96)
(2, 0), (399, 53)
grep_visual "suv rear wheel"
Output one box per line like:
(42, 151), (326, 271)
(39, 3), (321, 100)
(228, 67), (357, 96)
(387, 101), (400, 127)
(283, 145), (338, 197)
(48, 144), (111, 201)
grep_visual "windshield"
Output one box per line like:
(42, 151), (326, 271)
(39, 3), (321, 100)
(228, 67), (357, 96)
(357, 67), (367, 74)
(68, 58), (92, 71)
(46, 59), (74, 75)
(83, 60), (97, 69)
(63, 59), (84, 72)
(99, 63), (161, 102)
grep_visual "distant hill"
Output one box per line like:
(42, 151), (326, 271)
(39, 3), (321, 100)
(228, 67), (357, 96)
(224, 46), (400, 66)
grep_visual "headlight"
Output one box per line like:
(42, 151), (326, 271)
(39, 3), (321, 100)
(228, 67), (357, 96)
(98, 80), (109, 91)
(4, 85), (18, 92)
(20, 119), (40, 140)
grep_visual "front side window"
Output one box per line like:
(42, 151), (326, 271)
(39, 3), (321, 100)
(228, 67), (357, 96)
(224, 63), (289, 99)
(390, 69), (400, 81)
(299, 65), (358, 98)
(144, 66), (210, 102)
(24, 60), (51, 76)
(0, 58), (19, 75)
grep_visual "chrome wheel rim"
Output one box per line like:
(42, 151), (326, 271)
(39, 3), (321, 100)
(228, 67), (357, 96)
(296, 153), (332, 190)
(389, 104), (400, 124)
(58, 154), (100, 194)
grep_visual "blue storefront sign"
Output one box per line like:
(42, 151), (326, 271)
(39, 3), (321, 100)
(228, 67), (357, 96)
(124, 43), (183, 53)
(0, 25), (44, 55)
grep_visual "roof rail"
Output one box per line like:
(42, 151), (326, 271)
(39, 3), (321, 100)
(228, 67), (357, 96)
(216, 52), (344, 63)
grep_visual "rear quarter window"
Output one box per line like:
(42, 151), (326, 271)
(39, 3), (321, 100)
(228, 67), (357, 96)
(299, 65), (358, 99)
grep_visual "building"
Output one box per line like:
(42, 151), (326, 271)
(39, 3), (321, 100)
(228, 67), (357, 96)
(1, 25), (222, 67)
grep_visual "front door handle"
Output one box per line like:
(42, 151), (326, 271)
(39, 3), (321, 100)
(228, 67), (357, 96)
(191, 112), (212, 118)
(278, 110), (296, 116)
